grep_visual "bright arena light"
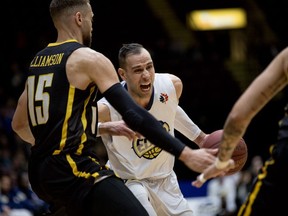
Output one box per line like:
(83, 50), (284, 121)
(187, 8), (247, 31)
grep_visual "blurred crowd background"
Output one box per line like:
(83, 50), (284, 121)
(1, 0), (288, 215)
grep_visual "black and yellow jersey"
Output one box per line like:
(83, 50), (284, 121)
(28, 40), (98, 157)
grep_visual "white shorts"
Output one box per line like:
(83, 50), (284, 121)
(125, 171), (194, 216)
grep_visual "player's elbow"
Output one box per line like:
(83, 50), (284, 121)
(11, 117), (24, 134)
(226, 111), (250, 130)
(228, 111), (242, 122)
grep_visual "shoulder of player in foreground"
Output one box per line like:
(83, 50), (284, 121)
(277, 46), (288, 59)
(73, 47), (106, 60)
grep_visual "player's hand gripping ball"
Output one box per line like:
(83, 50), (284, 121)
(202, 129), (248, 175)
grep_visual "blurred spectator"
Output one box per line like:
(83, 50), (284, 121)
(236, 170), (253, 208)
(16, 172), (49, 216)
(0, 173), (33, 216)
(249, 155), (263, 178)
(207, 173), (240, 216)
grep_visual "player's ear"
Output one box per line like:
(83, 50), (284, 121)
(75, 12), (82, 25)
(118, 68), (126, 81)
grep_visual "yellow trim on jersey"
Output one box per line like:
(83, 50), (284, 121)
(53, 86), (75, 155)
(66, 154), (100, 179)
(76, 86), (95, 155)
(238, 158), (275, 216)
(48, 39), (78, 47)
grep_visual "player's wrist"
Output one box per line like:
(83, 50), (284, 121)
(198, 173), (207, 183)
(214, 158), (230, 169)
(96, 122), (102, 137)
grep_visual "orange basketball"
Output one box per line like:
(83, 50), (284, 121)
(202, 129), (248, 175)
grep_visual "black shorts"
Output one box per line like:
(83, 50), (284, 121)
(28, 152), (114, 215)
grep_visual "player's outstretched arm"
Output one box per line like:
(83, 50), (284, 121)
(193, 46), (288, 188)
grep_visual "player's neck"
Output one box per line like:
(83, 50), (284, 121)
(131, 95), (150, 109)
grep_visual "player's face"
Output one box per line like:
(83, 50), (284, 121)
(121, 49), (155, 101)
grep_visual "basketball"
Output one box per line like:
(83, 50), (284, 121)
(202, 129), (248, 175)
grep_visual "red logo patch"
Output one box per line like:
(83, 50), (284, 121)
(159, 93), (168, 103)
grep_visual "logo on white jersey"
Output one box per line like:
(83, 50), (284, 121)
(159, 93), (169, 104)
(132, 121), (170, 159)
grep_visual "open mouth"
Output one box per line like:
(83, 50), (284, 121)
(140, 84), (151, 91)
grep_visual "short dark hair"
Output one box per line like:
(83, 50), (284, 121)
(118, 43), (144, 68)
(50, 0), (90, 20)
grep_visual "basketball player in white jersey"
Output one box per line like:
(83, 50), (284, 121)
(97, 43), (216, 216)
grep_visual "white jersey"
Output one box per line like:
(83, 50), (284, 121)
(99, 73), (178, 180)
(99, 73), (196, 215)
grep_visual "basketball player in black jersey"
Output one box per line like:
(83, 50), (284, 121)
(11, 0), (217, 215)
(192, 47), (288, 215)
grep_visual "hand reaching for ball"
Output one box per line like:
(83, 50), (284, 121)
(201, 129), (248, 176)
(192, 129), (248, 188)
